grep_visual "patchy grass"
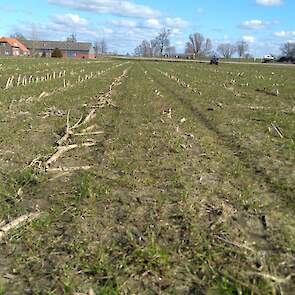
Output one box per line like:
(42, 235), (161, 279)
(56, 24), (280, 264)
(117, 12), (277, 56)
(0, 57), (294, 294)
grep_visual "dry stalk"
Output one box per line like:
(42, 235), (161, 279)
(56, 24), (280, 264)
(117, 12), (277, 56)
(27, 64), (129, 176)
(5, 76), (14, 89)
(0, 213), (41, 240)
(215, 235), (256, 253)
(39, 91), (49, 99)
(92, 68), (129, 109)
(82, 109), (96, 125)
(48, 172), (70, 181)
(46, 142), (96, 168)
(46, 166), (92, 173)
(271, 122), (284, 138)
(82, 124), (98, 133)
(55, 68), (128, 146)
(157, 69), (202, 95)
(5, 62), (127, 102)
(74, 131), (104, 136)
(29, 155), (43, 169)
(247, 272), (292, 285)
(57, 111), (84, 146)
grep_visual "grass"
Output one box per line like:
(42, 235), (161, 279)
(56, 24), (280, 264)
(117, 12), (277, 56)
(0, 57), (294, 294)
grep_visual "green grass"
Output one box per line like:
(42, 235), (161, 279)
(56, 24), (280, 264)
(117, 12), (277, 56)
(0, 57), (294, 294)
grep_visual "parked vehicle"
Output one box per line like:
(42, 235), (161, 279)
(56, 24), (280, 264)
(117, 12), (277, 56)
(262, 55), (275, 63)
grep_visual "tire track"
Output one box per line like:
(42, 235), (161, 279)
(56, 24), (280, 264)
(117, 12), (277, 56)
(147, 65), (294, 212)
(140, 65), (295, 293)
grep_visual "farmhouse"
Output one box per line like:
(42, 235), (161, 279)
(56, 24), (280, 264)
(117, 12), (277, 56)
(0, 37), (29, 56)
(22, 40), (95, 58)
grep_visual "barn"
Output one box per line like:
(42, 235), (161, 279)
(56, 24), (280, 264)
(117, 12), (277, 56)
(0, 37), (29, 56)
(22, 40), (95, 58)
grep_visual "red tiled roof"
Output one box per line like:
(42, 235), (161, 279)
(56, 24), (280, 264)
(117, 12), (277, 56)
(0, 37), (29, 52)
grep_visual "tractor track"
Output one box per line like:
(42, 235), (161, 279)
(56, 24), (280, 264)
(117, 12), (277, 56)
(145, 65), (294, 215)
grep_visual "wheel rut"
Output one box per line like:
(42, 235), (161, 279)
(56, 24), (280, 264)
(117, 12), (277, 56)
(146, 65), (294, 213)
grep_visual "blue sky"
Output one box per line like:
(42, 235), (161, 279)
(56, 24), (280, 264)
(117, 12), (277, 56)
(0, 0), (294, 56)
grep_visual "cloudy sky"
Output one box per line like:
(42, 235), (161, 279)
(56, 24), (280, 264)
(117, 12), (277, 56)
(0, 0), (294, 56)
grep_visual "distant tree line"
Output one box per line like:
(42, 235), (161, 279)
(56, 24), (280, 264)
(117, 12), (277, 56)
(134, 29), (176, 58)
(94, 39), (107, 56)
(279, 42), (295, 61)
(185, 33), (212, 57)
(134, 30), (253, 59)
(9, 29), (295, 61)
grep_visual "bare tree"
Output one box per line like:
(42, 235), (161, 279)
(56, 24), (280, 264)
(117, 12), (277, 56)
(153, 29), (170, 56)
(134, 45), (142, 56)
(100, 39), (107, 55)
(217, 43), (236, 58)
(134, 29), (172, 58)
(94, 41), (100, 57)
(185, 33), (205, 58)
(244, 53), (253, 59)
(94, 39), (108, 56)
(134, 40), (154, 57)
(185, 41), (193, 56)
(281, 42), (295, 58)
(150, 39), (160, 57)
(10, 32), (27, 41)
(30, 24), (38, 57)
(167, 46), (176, 57)
(203, 38), (213, 56)
(66, 33), (77, 42)
(236, 41), (249, 58)
(142, 40), (152, 57)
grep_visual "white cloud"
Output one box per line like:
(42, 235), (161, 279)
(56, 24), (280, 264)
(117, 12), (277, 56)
(243, 35), (255, 43)
(240, 20), (268, 29)
(142, 17), (189, 30)
(53, 13), (88, 27)
(274, 30), (286, 37)
(256, 0), (283, 6)
(111, 19), (137, 28)
(48, 0), (161, 19)
(144, 18), (162, 29)
(12, 2), (189, 54)
(165, 17), (189, 29)
(274, 30), (295, 37)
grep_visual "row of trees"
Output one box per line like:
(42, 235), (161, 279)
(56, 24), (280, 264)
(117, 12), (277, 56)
(281, 42), (295, 59)
(134, 29), (176, 57)
(94, 39), (107, 56)
(185, 33), (212, 57)
(10, 29), (294, 60)
(217, 41), (250, 58)
(134, 30), (251, 58)
(184, 34), (250, 58)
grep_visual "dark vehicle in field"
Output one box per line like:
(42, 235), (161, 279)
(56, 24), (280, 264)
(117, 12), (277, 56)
(210, 56), (219, 65)
(277, 56), (295, 64)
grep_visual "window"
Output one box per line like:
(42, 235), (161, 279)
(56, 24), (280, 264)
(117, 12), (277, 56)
(67, 50), (77, 57)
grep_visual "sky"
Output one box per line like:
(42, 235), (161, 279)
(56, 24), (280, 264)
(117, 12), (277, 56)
(0, 0), (294, 56)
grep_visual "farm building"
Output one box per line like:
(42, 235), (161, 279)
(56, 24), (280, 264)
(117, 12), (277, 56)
(22, 40), (95, 58)
(0, 37), (29, 56)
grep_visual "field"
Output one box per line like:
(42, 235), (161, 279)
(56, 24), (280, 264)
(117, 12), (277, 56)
(0, 57), (294, 294)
